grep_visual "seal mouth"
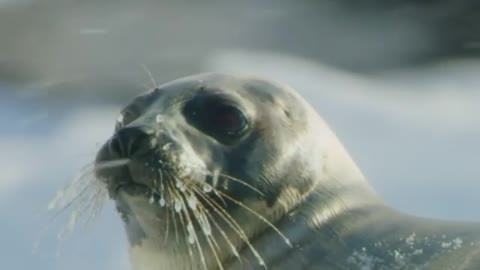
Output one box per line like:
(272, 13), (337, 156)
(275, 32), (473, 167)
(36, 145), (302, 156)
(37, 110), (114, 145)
(95, 148), (227, 211)
(114, 181), (151, 197)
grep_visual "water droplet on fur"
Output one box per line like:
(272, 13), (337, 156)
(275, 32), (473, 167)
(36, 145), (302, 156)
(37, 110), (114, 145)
(231, 246), (239, 258)
(150, 138), (157, 148)
(176, 181), (187, 192)
(186, 222), (195, 244)
(188, 233), (195, 244)
(183, 167), (191, 176)
(159, 197), (166, 207)
(203, 184), (213, 193)
(187, 194), (198, 210)
(199, 215), (211, 235)
(212, 168), (220, 186)
(162, 143), (172, 151)
(174, 200), (182, 212)
(155, 114), (164, 123)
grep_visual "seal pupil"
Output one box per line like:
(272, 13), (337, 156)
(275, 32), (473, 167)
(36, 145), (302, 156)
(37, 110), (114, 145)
(183, 96), (248, 144)
(213, 105), (246, 134)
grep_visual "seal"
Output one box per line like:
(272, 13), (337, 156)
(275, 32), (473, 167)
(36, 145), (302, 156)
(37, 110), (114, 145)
(95, 73), (480, 270)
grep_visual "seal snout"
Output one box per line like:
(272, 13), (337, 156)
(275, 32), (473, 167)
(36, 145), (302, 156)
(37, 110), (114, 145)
(96, 119), (211, 203)
(110, 126), (157, 158)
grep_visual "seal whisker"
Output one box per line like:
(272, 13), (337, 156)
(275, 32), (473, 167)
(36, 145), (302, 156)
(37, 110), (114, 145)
(94, 159), (130, 170)
(165, 178), (180, 245)
(53, 176), (108, 243)
(177, 208), (197, 269)
(169, 181), (207, 270)
(189, 185), (243, 266)
(218, 173), (264, 197)
(189, 184), (267, 269)
(172, 159), (263, 197)
(209, 185), (228, 207)
(140, 64), (158, 89)
(48, 162), (109, 241)
(192, 206), (225, 270)
(79, 184), (108, 227)
(178, 181), (223, 269)
(49, 162), (99, 210)
(49, 175), (93, 217)
(214, 189), (292, 248)
(182, 201), (216, 270)
(154, 170), (170, 247)
(168, 184), (197, 268)
(162, 198), (170, 247)
(200, 203), (243, 264)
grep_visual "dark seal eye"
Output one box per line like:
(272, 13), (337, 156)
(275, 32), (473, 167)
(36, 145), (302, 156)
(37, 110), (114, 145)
(212, 105), (247, 135)
(183, 96), (249, 144)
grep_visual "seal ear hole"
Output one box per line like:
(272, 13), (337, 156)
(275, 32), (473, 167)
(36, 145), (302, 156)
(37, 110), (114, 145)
(182, 95), (249, 144)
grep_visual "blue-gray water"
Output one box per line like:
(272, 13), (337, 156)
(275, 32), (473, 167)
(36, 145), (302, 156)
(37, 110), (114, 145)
(1, 52), (479, 269)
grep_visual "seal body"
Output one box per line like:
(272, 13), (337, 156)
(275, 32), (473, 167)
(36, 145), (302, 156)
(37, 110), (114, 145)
(95, 73), (480, 270)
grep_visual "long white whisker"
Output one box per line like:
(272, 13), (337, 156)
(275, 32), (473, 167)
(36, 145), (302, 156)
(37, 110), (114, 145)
(190, 185), (242, 265)
(190, 185), (267, 269)
(215, 189), (292, 248)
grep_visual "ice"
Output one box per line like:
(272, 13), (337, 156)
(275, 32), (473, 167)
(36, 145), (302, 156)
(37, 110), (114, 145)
(405, 233), (415, 246)
(452, 237), (463, 249)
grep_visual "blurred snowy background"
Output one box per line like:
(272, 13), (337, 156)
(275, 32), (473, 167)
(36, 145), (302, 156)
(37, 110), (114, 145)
(0, 1), (479, 270)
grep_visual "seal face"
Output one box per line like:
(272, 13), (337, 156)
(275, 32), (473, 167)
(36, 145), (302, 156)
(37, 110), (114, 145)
(95, 73), (315, 269)
(95, 73), (480, 270)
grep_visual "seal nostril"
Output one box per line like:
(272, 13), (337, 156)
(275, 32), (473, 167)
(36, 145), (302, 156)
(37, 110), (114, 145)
(109, 136), (124, 156)
(114, 127), (155, 157)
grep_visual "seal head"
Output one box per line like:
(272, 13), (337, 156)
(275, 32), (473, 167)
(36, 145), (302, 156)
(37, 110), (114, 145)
(95, 73), (480, 270)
